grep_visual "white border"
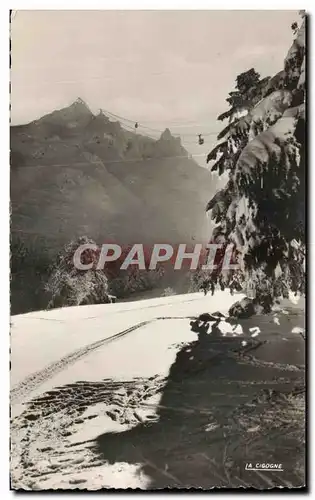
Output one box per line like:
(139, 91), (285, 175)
(5, 1), (315, 9)
(2, 2), (313, 498)
(1, 2), (10, 499)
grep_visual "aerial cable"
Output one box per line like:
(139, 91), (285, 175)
(101, 108), (221, 139)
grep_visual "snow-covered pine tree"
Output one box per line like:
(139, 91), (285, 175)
(205, 15), (305, 311)
(45, 236), (111, 309)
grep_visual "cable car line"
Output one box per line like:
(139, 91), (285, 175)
(101, 108), (220, 142)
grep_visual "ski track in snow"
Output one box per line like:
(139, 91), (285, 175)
(10, 294), (305, 489)
(11, 316), (195, 405)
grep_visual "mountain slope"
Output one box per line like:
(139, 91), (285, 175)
(11, 99), (215, 249)
(10, 100), (216, 313)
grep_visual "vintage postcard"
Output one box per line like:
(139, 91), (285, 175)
(10, 10), (306, 490)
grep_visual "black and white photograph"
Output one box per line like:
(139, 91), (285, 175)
(9, 9), (306, 490)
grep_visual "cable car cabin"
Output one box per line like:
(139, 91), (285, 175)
(198, 134), (204, 145)
(135, 122), (139, 129)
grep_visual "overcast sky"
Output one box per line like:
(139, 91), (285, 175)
(11, 9), (296, 151)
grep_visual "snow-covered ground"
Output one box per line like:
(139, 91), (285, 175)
(10, 291), (305, 490)
(11, 291), (245, 390)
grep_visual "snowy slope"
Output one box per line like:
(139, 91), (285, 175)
(11, 291), (244, 390)
(10, 291), (305, 490)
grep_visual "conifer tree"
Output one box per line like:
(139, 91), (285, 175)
(45, 236), (110, 309)
(205, 16), (305, 308)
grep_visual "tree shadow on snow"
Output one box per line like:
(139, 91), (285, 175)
(86, 311), (305, 489)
